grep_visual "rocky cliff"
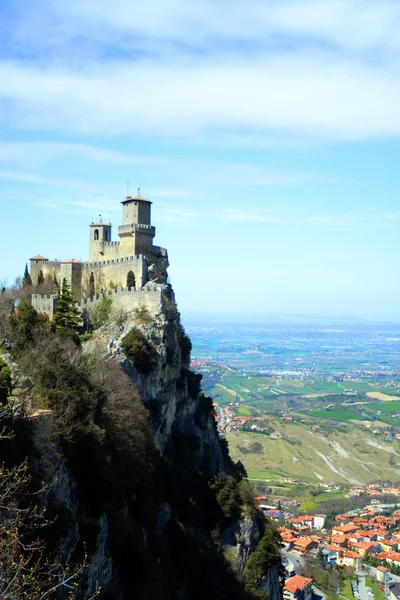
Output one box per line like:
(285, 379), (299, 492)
(1, 285), (283, 599)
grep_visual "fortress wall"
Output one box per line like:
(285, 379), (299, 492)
(89, 240), (122, 262)
(82, 255), (147, 291)
(32, 294), (58, 319)
(30, 260), (61, 287)
(80, 286), (163, 317)
(60, 262), (82, 301)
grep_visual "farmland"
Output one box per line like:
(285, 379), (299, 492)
(187, 315), (400, 488)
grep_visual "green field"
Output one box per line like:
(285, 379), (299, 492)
(306, 409), (365, 421)
(364, 401), (400, 414)
(237, 405), (252, 417)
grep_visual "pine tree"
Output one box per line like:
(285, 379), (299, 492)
(22, 264), (32, 287)
(89, 272), (95, 299)
(53, 279), (81, 330)
(53, 272), (58, 288)
(127, 270), (136, 288)
(37, 270), (44, 287)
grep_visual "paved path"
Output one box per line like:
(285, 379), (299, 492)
(358, 571), (369, 600)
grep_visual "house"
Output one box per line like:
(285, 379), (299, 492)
(293, 537), (318, 554)
(337, 550), (362, 570)
(331, 533), (347, 545)
(314, 514), (326, 530)
(381, 540), (398, 552)
(283, 575), (313, 600)
(376, 566), (389, 583)
(332, 523), (359, 536)
(348, 541), (378, 557)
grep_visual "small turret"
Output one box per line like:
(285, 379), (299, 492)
(89, 220), (112, 262)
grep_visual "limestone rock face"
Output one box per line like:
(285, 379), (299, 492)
(21, 284), (281, 599)
(261, 565), (282, 600)
(1, 353), (32, 400)
(221, 515), (261, 574)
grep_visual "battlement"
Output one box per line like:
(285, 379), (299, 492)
(82, 255), (142, 269)
(118, 223), (155, 234)
(93, 241), (120, 247)
(32, 293), (59, 300)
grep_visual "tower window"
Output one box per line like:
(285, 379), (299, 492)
(104, 230), (108, 241)
(94, 229), (99, 240)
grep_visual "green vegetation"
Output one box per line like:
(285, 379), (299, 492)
(366, 577), (385, 600)
(121, 327), (157, 374)
(306, 409), (365, 421)
(237, 404), (252, 417)
(126, 270), (136, 287)
(90, 295), (113, 329)
(22, 263), (32, 287)
(133, 305), (153, 324)
(53, 279), (81, 330)
(0, 358), (12, 403)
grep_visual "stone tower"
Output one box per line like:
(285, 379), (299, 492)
(119, 194), (155, 255)
(89, 221), (112, 262)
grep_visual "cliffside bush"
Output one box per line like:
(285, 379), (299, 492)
(243, 526), (283, 599)
(90, 296), (113, 329)
(0, 358), (12, 403)
(121, 327), (157, 374)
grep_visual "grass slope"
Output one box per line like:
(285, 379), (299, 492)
(226, 422), (400, 485)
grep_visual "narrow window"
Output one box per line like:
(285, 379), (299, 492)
(94, 229), (99, 240)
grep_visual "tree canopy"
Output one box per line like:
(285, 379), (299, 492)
(53, 279), (81, 331)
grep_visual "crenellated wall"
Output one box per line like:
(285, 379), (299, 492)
(32, 294), (58, 319)
(79, 285), (164, 317)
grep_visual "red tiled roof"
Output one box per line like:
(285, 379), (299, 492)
(283, 575), (313, 593)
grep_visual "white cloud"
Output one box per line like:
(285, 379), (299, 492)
(1, 52), (400, 142)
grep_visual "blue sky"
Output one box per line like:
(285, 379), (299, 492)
(1, 0), (400, 318)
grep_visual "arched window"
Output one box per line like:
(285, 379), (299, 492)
(94, 229), (99, 240)
(104, 230), (108, 241)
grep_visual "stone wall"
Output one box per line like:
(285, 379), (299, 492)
(89, 240), (122, 263)
(30, 259), (61, 288)
(82, 255), (147, 293)
(79, 285), (164, 317)
(32, 294), (58, 319)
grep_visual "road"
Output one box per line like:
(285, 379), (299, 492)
(281, 551), (305, 575)
(358, 571), (369, 600)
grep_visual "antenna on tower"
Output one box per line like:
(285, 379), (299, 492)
(127, 180), (130, 198)
(138, 187), (141, 197)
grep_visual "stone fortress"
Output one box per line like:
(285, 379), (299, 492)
(31, 194), (169, 319)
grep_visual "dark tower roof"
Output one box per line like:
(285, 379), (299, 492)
(121, 195), (152, 204)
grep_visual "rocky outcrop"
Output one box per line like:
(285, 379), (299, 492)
(261, 566), (282, 600)
(222, 515), (261, 574)
(10, 283), (282, 599)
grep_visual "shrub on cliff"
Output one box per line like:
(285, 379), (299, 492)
(121, 327), (157, 374)
(90, 295), (113, 329)
(242, 526), (283, 599)
(0, 358), (12, 403)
